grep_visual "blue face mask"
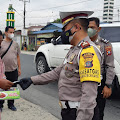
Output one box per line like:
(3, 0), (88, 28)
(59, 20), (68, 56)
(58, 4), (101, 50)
(61, 27), (74, 44)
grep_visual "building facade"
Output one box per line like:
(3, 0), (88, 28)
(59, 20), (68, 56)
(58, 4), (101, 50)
(29, 23), (62, 50)
(27, 25), (44, 50)
(103, 0), (114, 22)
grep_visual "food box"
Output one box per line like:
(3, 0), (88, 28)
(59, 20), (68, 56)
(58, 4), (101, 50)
(0, 87), (20, 100)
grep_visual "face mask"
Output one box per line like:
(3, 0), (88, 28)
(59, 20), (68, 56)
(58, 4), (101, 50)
(87, 28), (97, 38)
(61, 29), (72, 44)
(8, 33), (14, 39)
(69, 32), (76, 43)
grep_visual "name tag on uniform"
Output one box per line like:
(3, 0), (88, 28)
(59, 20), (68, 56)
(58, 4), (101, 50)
(70, 54), (76, 62)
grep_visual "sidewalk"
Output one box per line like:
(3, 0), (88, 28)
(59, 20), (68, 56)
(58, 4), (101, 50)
(1, 98), (59, 120)
(21, 50), (36, 56)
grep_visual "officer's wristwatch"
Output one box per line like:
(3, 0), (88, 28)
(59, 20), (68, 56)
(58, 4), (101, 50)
(105, 84), (112, 88)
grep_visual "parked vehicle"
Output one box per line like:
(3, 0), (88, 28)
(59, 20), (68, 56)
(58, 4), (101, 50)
(100, 23), (120, 97)
(34, 36), (71, 74)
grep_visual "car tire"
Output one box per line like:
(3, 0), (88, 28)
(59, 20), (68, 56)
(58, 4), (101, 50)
(36, 56), (49, 74)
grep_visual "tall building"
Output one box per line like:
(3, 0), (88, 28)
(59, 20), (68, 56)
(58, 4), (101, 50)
(103, 0), (114, 22)
(6, 4), (15, 28)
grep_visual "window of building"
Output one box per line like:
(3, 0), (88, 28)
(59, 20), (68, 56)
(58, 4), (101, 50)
(104, 10), (108, 12)
(110, 2), (114, 5)
(109, 10), (113, 12)
(103, 14), (108, 16)
(104, 6), (108, 9)
(109, 6), (113, 9)
(109, 14), (113, 16)
(104, 3), (108, 5)
(103, 18), (107, 20)
(109, 17), (113, 19)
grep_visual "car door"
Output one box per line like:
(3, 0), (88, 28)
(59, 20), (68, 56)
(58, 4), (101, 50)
(53, 44), (71, 67)
(51, 37), (71, 67)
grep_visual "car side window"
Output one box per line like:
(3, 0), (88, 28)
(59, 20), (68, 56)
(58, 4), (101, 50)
(56, 38), (62, 44)
(99, 27), (120, 42)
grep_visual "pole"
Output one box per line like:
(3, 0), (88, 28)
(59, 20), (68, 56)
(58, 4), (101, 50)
(24, 1), (26, 29)
(19, 0), (30, 29)
(19, 0), (30, 49)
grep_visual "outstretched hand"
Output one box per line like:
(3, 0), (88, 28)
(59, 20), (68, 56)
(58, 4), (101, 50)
(0, 79), (13, 90)
(19, 77), (33, 90)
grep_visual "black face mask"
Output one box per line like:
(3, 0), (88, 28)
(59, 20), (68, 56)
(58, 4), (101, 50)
(61, 28), (73, 44)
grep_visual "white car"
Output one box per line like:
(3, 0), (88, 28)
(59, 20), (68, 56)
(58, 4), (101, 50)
(34, 36), (71, 74)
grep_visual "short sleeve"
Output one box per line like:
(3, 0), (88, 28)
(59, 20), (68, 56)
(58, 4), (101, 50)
(79, 46), (101, 83)
(16, 43), (20, 55)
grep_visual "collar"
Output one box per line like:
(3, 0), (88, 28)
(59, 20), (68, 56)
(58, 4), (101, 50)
(77, 36), (91, 47)
(94, 35), (101, 45)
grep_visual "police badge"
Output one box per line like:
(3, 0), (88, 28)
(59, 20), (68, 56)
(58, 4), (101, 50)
(70, 53), (76, 62)
(82, 53), (94, 68)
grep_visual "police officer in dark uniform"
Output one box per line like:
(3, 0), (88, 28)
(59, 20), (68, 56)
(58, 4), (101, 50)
(19, 11), (102, 120)
(88, 17), (115, 120)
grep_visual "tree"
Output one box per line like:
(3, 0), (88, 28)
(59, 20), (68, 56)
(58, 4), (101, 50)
(52, 18), (62, 23)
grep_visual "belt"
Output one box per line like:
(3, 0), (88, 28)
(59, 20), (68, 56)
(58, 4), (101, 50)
(59, 101), (80, 109)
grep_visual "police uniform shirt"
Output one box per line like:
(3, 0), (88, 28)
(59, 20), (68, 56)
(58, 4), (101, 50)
(94, 36), (115, 85)
(31, 36), (101, 120)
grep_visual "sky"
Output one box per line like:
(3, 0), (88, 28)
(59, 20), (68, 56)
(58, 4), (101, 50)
(0, 0), (120, 31)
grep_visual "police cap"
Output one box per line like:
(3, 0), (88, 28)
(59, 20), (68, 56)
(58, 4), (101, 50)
(60, 11), (94, 28)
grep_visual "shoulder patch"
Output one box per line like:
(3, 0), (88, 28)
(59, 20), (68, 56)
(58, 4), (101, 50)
(81, 41), (90, 48)
(105, 46), (112, 55)
(101, 38), (109, 44)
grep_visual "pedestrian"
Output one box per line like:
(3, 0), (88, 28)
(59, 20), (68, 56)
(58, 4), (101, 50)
(0, 26), (21, 111)
(24, 41), (27, 51)
(88, 17), (115, 120)
(19, 11), (102, 120)
(0, 30), (13, 90)
(0, 30), (14, 112)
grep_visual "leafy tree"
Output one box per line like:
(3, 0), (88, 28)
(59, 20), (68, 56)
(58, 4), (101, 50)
(52, 18), (62, 23)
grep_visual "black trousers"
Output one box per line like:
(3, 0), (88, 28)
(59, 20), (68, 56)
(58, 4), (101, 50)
(61, 103), (99, 120)
(96, 80), (106, 120)
(0, 69), (18, 108)
(96, 93), (106, 120)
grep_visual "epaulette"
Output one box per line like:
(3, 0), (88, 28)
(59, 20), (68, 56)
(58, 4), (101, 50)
(101, 38), (109, 44)
(81, 41), (90, 48)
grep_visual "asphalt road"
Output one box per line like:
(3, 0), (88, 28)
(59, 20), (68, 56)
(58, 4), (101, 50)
(19, 54), (120, 120)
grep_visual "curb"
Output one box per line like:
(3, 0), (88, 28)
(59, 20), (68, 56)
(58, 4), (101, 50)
(21, 50), (36, 56)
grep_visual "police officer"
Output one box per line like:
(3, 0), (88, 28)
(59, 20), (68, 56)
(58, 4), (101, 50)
(19, 11), (102, 120)
(88, 17), (115, 120)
